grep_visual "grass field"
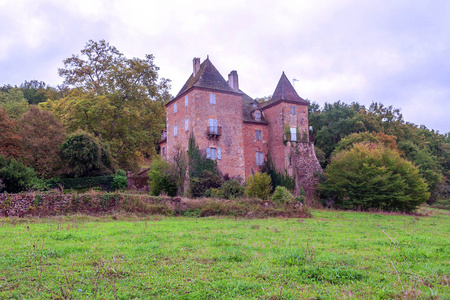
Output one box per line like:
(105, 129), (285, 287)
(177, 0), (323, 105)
(0, 208), (449, 299)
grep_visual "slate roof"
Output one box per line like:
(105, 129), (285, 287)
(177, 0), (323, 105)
(242, 92), (268, 124)
(260, 72), (309, 110)
(176, 57), (239, 97)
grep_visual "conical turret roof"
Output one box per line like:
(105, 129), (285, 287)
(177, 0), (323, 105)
(260, 72), (309, 109)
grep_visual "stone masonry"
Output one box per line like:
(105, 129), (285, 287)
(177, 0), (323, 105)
(161, 57), (322, 195)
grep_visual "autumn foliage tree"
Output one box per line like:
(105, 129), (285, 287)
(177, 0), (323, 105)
(42, 40), (170, 170)
(320, 143), (429, 212)
(0, 108), (21, 159)
(18, 105), (66, 178)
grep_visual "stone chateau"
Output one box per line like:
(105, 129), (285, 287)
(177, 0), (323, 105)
(160, 57), (322, 195)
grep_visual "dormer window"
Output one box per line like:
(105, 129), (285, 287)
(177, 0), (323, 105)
(252, 101), (258, 109)
(254, 110), (261, 121)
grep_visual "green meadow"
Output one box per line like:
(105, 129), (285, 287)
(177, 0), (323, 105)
(0, 208), (449, 299)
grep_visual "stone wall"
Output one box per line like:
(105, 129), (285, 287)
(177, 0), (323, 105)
(167, 88), (245, 179)
(289, 142), (323, 198)
(242, 122), (269, 178)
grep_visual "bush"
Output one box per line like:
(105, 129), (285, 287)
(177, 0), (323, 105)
(210, 188), (225, 199)
(189, 170), (222, 198)
(0, 155), (39, 193)
(271, 186), (294, 204)
(111, 169), (128, 190)
(221, 179), (245, 199)
(148, 157), (177, 197)
(47, 175), (114, 191)
(319, 143), (429, 212)
(245, 172), (272, 200)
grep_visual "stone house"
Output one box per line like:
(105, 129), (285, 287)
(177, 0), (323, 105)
(160, 57), (322, 195)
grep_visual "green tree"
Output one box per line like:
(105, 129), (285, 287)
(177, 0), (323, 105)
(18, 106), (66, 178)
(148, 156), (177, 197)
(245, 172), (272, 200)
(19, 80), (48, 105)
(43, 40), (170, 170)
(0, 155), (38, 193)
(320, 143), (429, 212)
(0, 88), (29, 119)
(60, 130), (114, 178)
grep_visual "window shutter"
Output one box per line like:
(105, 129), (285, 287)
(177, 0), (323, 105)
(218, 148), (221, 160)
(206, 147), (211, 159)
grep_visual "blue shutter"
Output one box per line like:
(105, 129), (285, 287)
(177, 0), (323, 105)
(218, 148), (221, 160)
(206, 147), (211, 159)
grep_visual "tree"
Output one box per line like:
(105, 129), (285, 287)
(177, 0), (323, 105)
(245, 172), (272, 200)
(19, 80), (48, 105)
(60, 130), (114, 178)
(0, 108), (21, 159)
(320, 143), (429, 212)
(18, 106), (66, 178)
(0, 87), (29, 119)
(43, 40), (170, 170)
(0, 155), (38, 193)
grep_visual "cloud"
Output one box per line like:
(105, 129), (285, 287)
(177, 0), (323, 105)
(0, 0), (448, 132)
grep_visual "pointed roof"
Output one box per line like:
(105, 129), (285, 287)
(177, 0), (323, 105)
(260, 72), (309, 109)
(176, 58), (239, 97)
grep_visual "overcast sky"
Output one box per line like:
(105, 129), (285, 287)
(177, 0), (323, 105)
(1, 0), (449, 133)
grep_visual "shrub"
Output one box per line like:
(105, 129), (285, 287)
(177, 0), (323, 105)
(245, 172), (272, 200)
(271, 186), (294, 204)
(148, 157), (177, 197)
(221, 179), (245, 199)
(189, 170), (222, 198)
(111, 169), (128, 190)
(210, 188), (225, 199)
(0, 155), (39, 193)
(319, 143), (429, 212)
(47, 175), (114, 191)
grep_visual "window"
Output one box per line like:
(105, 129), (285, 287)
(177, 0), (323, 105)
(210, 93), (216, 104)
(209, 118), (218, 134)
(174, 125), (178, 137)
(174, 103), (177, 114)
(185, 95), (188, 107)
(255, 110), (261, 121)
(290, 127), (297, 141)
(206, 147), (221, 160)
(256, 152), (264, 166)
(206, 147), (216, 160)
(185, 118), (189, 131)
(256, 129), (262, 141)
(290, 105), (296, 115)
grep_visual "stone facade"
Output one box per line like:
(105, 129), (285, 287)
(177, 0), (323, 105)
(162, 57), (322, 194)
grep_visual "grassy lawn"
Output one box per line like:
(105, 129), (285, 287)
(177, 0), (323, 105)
(0, 208), (449, 299)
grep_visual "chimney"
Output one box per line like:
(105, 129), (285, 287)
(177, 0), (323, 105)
(193, 57), (200, 77)
(228, 70), (239, 91)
